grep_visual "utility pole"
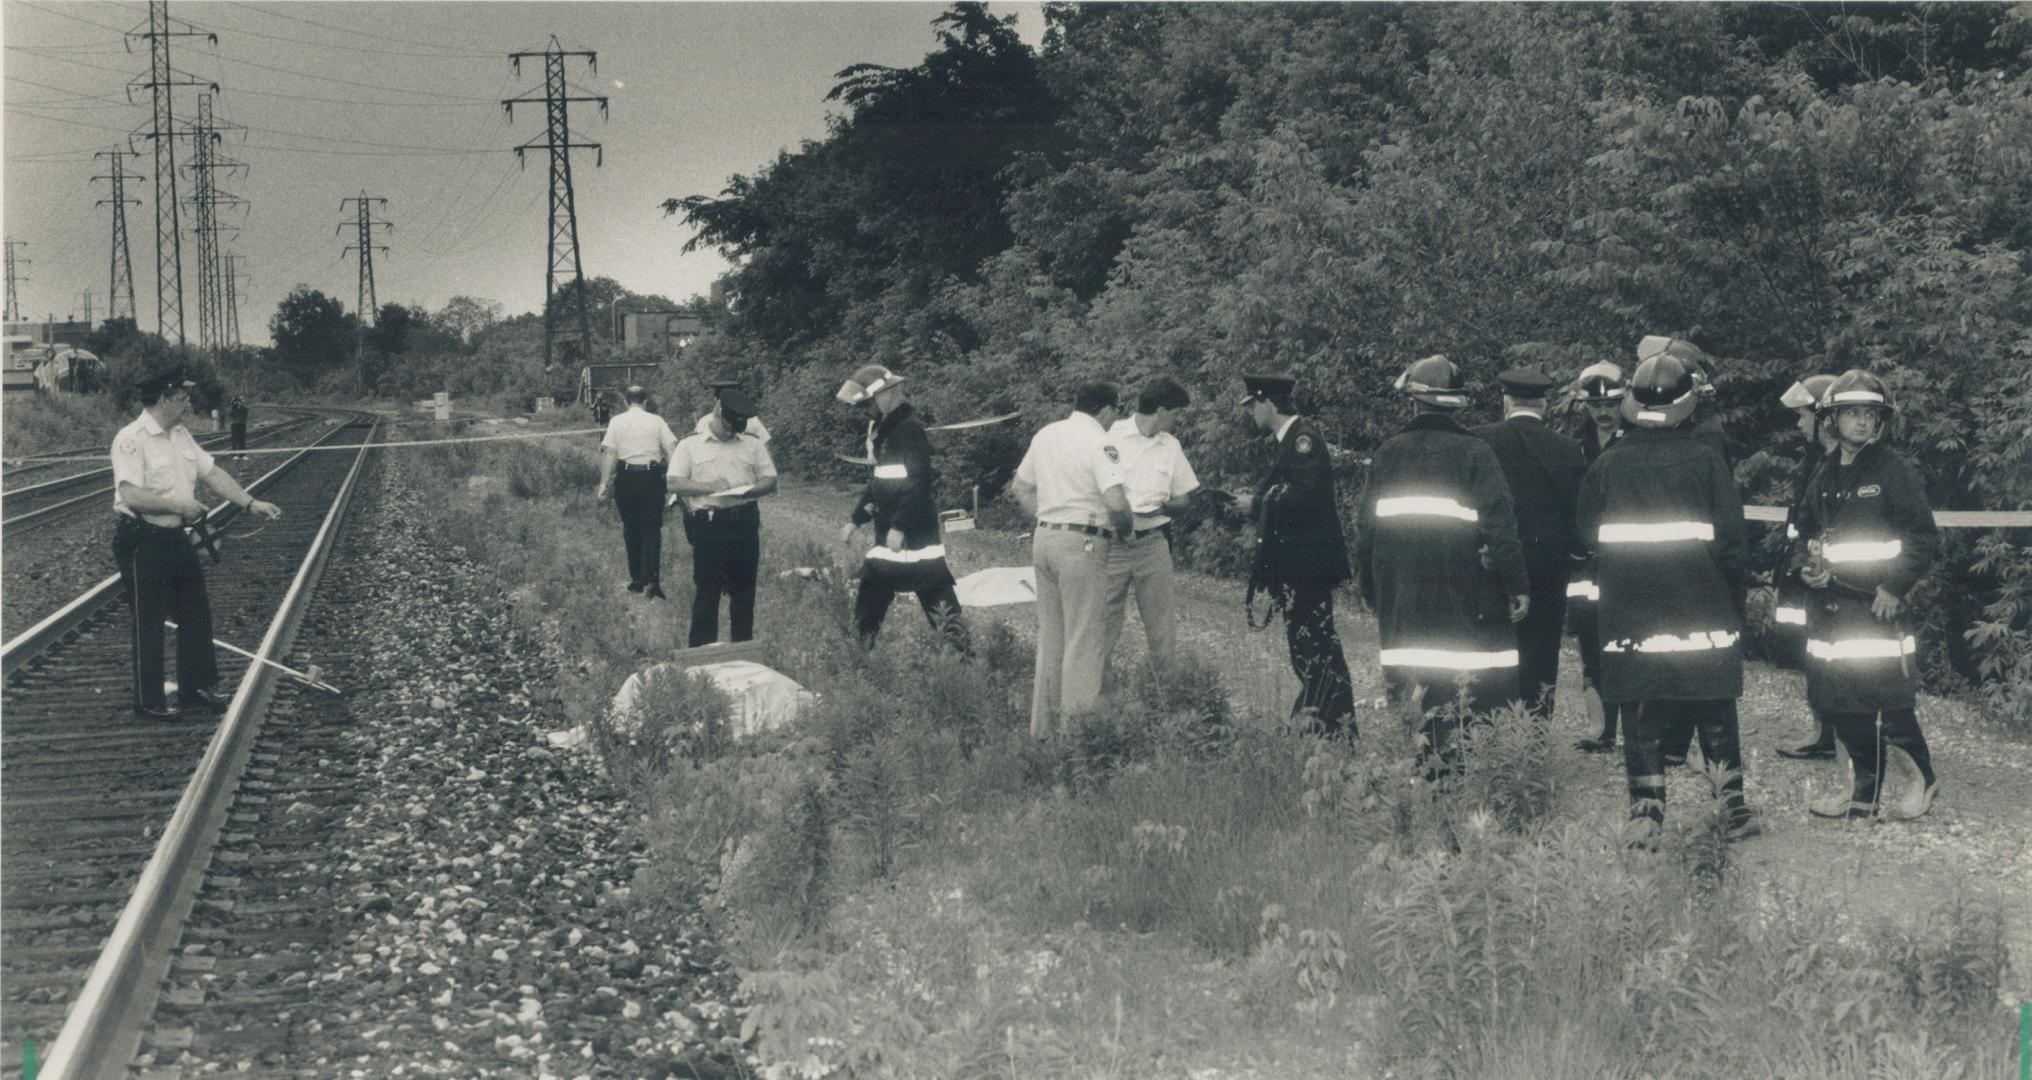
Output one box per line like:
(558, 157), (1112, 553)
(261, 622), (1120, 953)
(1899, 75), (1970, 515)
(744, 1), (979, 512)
(224, 254), (248, 348)
(186, 93), (244, 359)
(128, 1), (218, 347)
(2, 240), (26, 323)
(504, 37), (607, 372)
(339, 193), (391, 358)
(93, 148), (143, 323)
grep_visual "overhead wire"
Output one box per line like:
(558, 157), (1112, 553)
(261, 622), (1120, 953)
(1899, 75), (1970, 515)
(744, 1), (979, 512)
(224, 1), (501, 56)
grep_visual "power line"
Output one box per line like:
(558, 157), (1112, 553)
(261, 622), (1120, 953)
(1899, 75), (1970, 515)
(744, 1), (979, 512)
(11, 0), (138, 36)
(5, 105), (504, 155)
(225, 1), (501, 56)
(190, 11), (502, 59)
(9, 40), (499, 102)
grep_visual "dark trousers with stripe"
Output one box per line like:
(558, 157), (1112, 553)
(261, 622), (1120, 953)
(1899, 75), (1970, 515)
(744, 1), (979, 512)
(1517, 576), (1568, 716)
(855, 580), (971, 656)
(1621, 699), (1749, 828)
(1285, 583), (1356, 738)
(686, 505), (759, 647)
(614, 468), (667, 587)
(113, 515), (219, 710)
(1827, 707), (1934, 802)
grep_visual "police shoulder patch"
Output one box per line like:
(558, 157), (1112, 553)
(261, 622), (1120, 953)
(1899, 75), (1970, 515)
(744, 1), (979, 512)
(1103, 444), (1120, 463)
(1295, 435), (1314, 454)
(1857, 484), (1882, 498)
(117, 438), (136, 455)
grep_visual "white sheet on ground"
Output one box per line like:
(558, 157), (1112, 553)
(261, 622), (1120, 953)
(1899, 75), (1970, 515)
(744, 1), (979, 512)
(953, 565), (1038, 607)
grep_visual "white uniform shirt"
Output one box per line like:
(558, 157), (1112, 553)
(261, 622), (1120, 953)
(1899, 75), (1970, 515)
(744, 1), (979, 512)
(1015, 411), (1126, 527)
(1109, 417), (1199, 530)
(601, 405), (679, 464)
(694, 413), (771, 443)
(669, 430), (777, 511)
(111, 410), (215, 527)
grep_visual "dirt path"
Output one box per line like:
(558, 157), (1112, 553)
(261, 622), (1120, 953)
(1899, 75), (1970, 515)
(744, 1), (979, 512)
(758, 478), (2032, 1001)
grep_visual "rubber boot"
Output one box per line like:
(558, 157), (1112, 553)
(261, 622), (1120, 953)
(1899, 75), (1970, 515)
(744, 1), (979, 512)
(1621, 712), (1666, 851)
(1776, 712), (1837, 760)
(1883, 745), (1939, 821)
(1808, 743), (1876, 820)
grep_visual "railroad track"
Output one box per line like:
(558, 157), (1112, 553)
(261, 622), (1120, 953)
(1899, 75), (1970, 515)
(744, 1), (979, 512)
(1, 414), (323, 532)
(1, 411), (379, 1079)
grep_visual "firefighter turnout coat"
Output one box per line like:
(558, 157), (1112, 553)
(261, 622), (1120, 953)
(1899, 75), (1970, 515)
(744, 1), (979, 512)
(1771, 441), (1829, 669)
(1795, 441), (1938, 714)
(1577, 426), (1750, 704)
(1355, 413), (1528, 700)
(852, 403), (957, 593)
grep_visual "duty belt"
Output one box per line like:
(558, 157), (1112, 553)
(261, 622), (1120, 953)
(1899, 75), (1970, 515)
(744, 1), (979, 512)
(618, 461), (665, 472)
(1037, 521), (1117, 540)
(117, 513), (222, 563)
(689, 502), (758, 523)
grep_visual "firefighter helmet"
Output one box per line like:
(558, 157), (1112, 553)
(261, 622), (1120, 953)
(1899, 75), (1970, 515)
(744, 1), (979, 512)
(1573, 361), (1626, 404)
(1637, 336), (1715, 396)
(1394, 354), (1469, 409)
(1621, 352), (1699, 428)
(835, 364), (905, 405)
(1779, 373), (1838, 411)
(1819, 368), (1894, 413)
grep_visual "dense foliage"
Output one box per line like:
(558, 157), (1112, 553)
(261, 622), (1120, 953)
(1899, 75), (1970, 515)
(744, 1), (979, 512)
(660, 1), (2032, 717)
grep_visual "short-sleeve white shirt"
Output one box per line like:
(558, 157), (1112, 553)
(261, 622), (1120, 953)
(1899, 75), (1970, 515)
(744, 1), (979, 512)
(601, 405), (679, 464)
(694, 413), (771, 443)
(111, 410), (215, 526)
(1109, 417), (1199, 529)
(1014, 411), (1126, 526)
(669, 431), (777, 511)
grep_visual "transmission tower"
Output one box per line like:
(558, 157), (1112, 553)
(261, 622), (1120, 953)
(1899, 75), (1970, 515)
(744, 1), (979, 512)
(339, 193), (391, 356)
(504, 37), (607, 371)
(77, 292), (95, 327)
(224, 255), (248, 348)
(187, 94), (245, 358)
(93, 148), (143, 323)
(2, 240), (26, 323)
(128, 1), (217, 346)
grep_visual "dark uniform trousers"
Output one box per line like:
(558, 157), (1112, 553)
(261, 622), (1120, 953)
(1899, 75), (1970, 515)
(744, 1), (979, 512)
(1282, 583), (1356, 738)
(687, 502), (760, 647)
(613, 466), (667, 588)
(113, 515), (219, 710)
(1517, 576), (1567, 716)
(1573, 605), (1622, 742)
(229, 423), (247, 451)
(855, 582), (970, 655)
(1621, 699), (1749, 829)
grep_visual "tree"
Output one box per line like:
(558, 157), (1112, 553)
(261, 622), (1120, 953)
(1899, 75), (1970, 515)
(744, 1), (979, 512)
(269, 286), (355, 373)
(437, 295), (502, 347)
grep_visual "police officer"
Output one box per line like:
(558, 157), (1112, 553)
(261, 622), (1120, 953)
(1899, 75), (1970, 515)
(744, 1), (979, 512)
(228, 395), (249, 452)
(1102, 376), (1200, 678)
(835, 364), (971, 654)
(594, 384), (680, 598)
(1567, 361), (1626, 753)
(1235, 374), (1356, 735)
(1355, 358), (1525, 761)
(1474, 365), (1586, 718)
(1774, 373), (1840, 759)
(668, 389), (778, 647)
(1011, 381), (1133, 738)
(592, 392), (612, 426)
(1799, 370), (1940, 821)
(698, 379), (773, 442)
(1577, 351), (1757, 846)
(111, 367), (282, 718)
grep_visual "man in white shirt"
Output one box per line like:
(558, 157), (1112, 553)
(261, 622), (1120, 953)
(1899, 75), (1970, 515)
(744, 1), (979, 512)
(1010, 381), (1134, 738)
(111, 367), (282, 719)
(667, 389), (778, 647)
(1102, 376), (1199, 679)
(595, 385), (681, 598)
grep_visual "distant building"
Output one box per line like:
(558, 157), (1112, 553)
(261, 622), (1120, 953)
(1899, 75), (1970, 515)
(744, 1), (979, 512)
(619, 311), (703, 354)
(5, 319), (91, 350)
(579, 361), (665, 406)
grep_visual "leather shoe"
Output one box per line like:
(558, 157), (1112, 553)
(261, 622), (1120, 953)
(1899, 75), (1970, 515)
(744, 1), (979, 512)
(135, 703), (181, 720)
(178, 687), (230, 715)
(644, 584), (667, 600)
(626, 581), (645, 593)
(1575, 735), (1616, 754)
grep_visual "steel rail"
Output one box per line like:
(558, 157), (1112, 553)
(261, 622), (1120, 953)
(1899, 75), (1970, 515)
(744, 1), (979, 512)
(37, 414), (381, 1080)
(1, 411), (359, 681)
(0, 415), (323, 530)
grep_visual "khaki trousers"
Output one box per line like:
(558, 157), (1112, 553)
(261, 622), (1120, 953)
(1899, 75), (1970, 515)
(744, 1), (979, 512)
(1031, 528), (1114, 737)
(1101, 531), (1177, 682)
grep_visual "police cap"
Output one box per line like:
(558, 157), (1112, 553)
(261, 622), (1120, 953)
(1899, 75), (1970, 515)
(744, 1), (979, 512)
(717, 388), (759, 425)
(1495, 365), (1556, 398)
(708, 379), (744, 393)
(139, 366), (197, 399)
(1237, 373), (1296, 406)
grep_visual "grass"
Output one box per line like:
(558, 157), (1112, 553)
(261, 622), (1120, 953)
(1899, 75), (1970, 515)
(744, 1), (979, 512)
(402, 437), (2024, 1080)
(1, 392), (130, 462)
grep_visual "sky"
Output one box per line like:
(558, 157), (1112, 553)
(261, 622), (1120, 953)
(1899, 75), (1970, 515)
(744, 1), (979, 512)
(1, 0), (1047, 339)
